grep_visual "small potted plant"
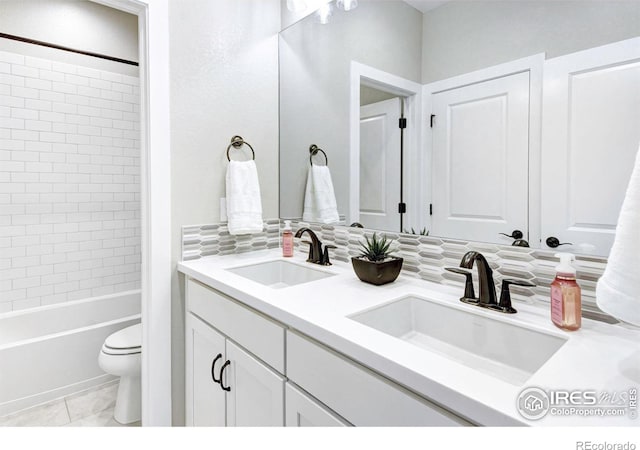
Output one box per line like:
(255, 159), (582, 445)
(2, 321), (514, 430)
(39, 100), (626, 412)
(351, 233), (403, 285)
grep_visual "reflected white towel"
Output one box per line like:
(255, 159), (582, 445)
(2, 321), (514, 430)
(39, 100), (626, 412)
(596, 143), (640, 326)
(226, 160), (263, 235)
(302, 165), (339, 224)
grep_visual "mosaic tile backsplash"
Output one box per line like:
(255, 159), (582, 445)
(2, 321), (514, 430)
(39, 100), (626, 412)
(181, 219), (611, 320)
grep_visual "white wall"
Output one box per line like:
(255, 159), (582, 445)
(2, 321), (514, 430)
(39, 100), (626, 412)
(422, 1), (640, 83)
(0, 0), (138, 75)
(0, 50), (140, 312)
(279, 0), (422, 220)
(169, 0), (281, 425)
(281, 0), (331, 30)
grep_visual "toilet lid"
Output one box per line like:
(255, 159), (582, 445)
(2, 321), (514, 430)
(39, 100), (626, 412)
(105, 323), (142, 351)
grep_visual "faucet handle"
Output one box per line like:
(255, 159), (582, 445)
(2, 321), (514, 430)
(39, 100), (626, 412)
(490, 279), (535, 314)
(445, 267), (477, 304)
(321, 244), (337, 266)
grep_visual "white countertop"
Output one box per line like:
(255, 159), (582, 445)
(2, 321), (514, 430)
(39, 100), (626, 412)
(178, 249), (640, 426)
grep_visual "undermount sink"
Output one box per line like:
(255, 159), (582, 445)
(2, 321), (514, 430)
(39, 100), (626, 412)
(226, 260), (335, 289)
(349, 296), (567, 385)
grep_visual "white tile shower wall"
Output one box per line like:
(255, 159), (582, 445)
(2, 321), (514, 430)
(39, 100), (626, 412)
(0, 50), (140, 312)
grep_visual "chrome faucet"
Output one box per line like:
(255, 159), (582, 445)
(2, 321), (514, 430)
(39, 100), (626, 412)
(459, 251), (497, 307)
(294, 228), (335, 265)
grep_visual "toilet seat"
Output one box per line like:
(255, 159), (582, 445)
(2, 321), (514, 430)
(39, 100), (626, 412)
(102, 323), (142, 356)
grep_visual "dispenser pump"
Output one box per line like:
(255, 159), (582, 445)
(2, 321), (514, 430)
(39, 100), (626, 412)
(284, 220), (292, 231)
(554, 253), (576, 277)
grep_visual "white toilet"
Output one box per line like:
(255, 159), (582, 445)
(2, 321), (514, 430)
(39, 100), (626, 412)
(98, 323), (142, 424)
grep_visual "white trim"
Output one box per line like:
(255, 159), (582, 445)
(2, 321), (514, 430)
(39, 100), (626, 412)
(90, 0), (172, 426)
(421, 54), (544, 244)
(350, 61), (423, 230)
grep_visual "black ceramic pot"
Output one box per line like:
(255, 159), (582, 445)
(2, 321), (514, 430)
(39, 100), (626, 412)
(351, 256), (404, 286)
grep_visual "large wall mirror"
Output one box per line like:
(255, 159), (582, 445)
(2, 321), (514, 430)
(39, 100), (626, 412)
(279, 0), (640, 257)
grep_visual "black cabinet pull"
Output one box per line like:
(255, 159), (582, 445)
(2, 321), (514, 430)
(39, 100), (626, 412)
(219, 360), (231, 392)
(211, 353), (222, 384)
(546, 237), (572, 248)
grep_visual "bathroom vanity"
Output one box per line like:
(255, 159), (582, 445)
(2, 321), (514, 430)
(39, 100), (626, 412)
(178, 249), (639, 427)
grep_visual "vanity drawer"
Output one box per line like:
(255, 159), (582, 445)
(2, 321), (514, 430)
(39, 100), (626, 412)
(187, 278), (285, 373)
(286, 330), (470, 426)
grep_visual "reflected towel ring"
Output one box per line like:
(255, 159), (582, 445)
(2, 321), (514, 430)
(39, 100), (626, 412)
(309, 144), (328, 166)
(226, 135), (255, 161)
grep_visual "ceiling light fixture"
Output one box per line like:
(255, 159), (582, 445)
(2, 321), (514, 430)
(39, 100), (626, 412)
(336, 0), (358, 11)
(317, 3), (333, 24)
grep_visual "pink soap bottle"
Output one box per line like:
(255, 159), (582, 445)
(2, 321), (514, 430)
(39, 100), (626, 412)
(550, 253), (581, 331)
(282, 220), (294, 257)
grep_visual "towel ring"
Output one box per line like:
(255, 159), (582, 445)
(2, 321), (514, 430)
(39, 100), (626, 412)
(226, 135), (255, 161)
(309, 145), (328, 166)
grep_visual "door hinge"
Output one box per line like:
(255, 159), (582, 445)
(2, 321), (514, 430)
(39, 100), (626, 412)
(430, 114), (436, 128)
(398, 203), (407, 214)
(429, 203), (433, 216)
(398, 118), (407, 129)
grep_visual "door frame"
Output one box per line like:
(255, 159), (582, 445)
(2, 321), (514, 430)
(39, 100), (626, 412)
(91, 0), (172, 426)
(349, 61), (423, 230)
(422, 54), (544, 245)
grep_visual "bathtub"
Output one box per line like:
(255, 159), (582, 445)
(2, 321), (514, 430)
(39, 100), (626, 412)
(0, 291), (141, 417)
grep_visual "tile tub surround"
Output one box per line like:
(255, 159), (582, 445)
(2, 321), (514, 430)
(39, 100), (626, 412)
(0, 50), (141, 312)
(181, 220), (611, 319)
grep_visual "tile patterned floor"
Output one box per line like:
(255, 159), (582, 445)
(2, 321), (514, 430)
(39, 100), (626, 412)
(0, 381), (140, 427)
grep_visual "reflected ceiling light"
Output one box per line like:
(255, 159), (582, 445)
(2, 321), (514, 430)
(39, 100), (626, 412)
(336, 0), (358, 11)
(317, 3), (333, 24)
(286, 0), (307, 12)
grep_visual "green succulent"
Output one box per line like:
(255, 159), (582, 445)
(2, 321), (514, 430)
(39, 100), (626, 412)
(358, 232), (393, 262)
(403, 227), (429, 236)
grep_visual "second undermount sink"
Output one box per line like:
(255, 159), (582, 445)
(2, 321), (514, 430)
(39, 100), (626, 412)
(226, 260), (335, 289)
(350, 296), (567, 385)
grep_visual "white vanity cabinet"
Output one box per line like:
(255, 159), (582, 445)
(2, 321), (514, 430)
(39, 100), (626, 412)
(285, 383), (350, 427)
(185, 276), (471, 427)
(185, 279), (285, 426)
(287, 330), (471, 427)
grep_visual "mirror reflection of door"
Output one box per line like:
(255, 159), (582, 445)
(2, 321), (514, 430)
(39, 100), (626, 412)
(359, 89), (402, 232)
(431, 71), (530, 244)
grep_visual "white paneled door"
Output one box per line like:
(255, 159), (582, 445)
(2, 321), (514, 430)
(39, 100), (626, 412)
(541, 38), (640, 256)
(359, 97), (402, 231)
(430, 71), (530, 244)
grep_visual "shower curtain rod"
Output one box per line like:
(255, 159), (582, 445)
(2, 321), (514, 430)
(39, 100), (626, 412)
(0, 32), (139, 66)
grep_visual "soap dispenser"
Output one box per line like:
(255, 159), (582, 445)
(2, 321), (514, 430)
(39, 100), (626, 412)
(282, 220), (293, 257)
(550, 253), (581, 331)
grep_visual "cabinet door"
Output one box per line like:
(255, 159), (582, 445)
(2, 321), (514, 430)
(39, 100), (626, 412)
(225, 340), (285, 426)
(185, 314), (226, 426)
(285, 383), (349, 427)
(430, 71), (530, 244)
(541, 38), (640, 256)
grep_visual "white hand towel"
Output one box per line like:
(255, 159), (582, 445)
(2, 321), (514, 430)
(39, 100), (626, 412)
(596, 143), (640, 326)
(226, 160), (263, 235)
(303, 165), (339, 224)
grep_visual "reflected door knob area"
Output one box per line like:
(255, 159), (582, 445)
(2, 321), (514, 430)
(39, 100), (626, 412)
(546, 237), (573, 248)
(279, 0), (640, 258)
